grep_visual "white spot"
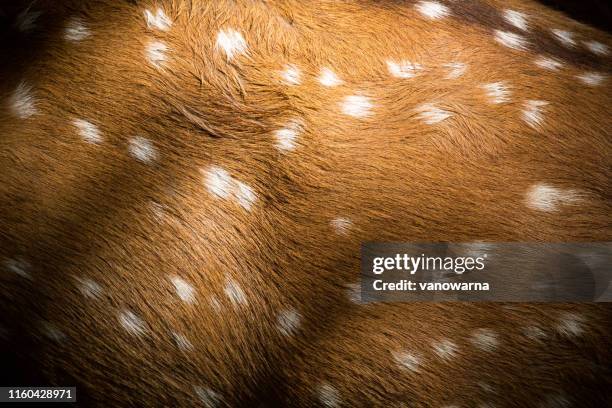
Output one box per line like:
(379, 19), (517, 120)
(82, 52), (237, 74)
(550, 28), (576, 48)
(494, 30), (528, 51)
(4, 257), (32, 279)
(503, 10), (529, 31)
(149, 201), (165, 221)
(415, 1), (450, 19)
(393, 350), (421, 372)
(145, 40), (168, 68)
(521, 100), (549, 129)
(432, 339), (458, 360)
(15, 6), (42, 32)
(128, 136), (157, 163)
(276, 308), (301, 336)
(216, 28), (247, 60)
(330, 217), (352, 236)
(41, 321), (66, 342)
(234, 181), (256, 211)
(204, 166), (233, 199)
(209, 297), (222, 313)
(443, 62), (467, 79)
(144, 8), (172, 31)
(551, 29), (576, 47)
(274, 118), (304, 152)
(64, 17), (91, 41)
(583, 40), (609, 56)
(172, 332), (194, 351)
(202, 166), (257, 211)
(387, 60), (423, 79)
(194, 386), (222, 408)
(318, 67), (343, 87)
(345, 282), (361, 304)
(73, 119), (102, 144)
(523, 326), (547, 342)
(119, 310), (147, 336)
(556, 312), (585, 337)
(525, 184), (581, 212)
(8, 81), (37, 119)
(534, 56), (564, 71)
(280, 64), (301, 85)
(481, 82), (511, 104)
(542, 394), (571, 408)
(170, 276), (196, 304)
(127, 136), (159, 164)
(74, 276), (102, 299)
(317, 383), (340, 408)
(341, 95), (374, 118)
(470, 328), (499, 352)
(478, 382), (496, 394)
(452, 242), (494, 261)
(415, 103), (452, 125)
(576, 72), (606, 86)
(224, 279), (247, 306)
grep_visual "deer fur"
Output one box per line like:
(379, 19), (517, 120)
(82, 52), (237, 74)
(0, 0), (611, 406)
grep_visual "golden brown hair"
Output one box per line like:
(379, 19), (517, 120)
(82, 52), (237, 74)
(0, 0), (610, 406)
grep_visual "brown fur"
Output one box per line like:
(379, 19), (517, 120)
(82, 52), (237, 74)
(0, 0), (611, 407)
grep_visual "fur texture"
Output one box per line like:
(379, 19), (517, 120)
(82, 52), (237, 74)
(0, 0), (611, 406)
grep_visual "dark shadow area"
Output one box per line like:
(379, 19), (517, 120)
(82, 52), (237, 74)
(538, 0), (611, 32)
